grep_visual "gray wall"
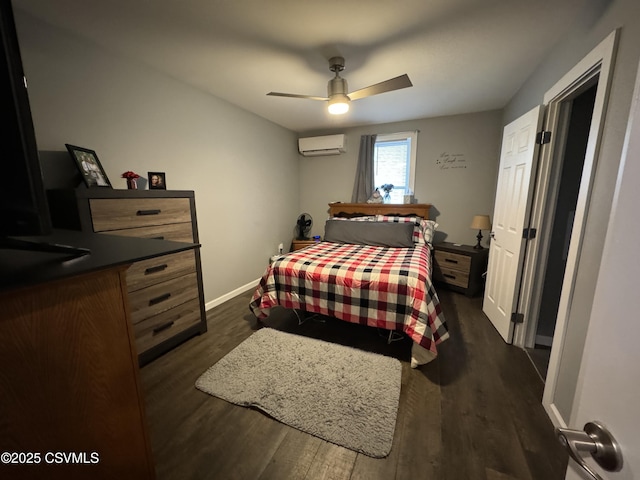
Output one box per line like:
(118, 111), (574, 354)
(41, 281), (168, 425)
(298, 110), (503, 248)
(14, 10), (300, 306)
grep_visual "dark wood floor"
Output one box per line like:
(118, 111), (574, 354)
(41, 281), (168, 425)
(139, 289), (568, 480)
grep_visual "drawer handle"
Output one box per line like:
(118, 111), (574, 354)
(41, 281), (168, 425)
(145, 264), (168, 275)
(443, 274), (457, 279)
(149, 292), (171, 306)
(152, 321), (175, 335)
(151, 236), (165, 240)
(444, 258), (459, 264)
(137, 209), (161, 216)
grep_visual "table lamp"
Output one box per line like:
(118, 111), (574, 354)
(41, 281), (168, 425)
(470, 215), (491, 249)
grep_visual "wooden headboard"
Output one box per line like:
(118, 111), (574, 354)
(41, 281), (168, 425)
(328, 202), (431, 219)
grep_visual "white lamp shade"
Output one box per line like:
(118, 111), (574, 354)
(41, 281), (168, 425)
(470, 215), (491, 230)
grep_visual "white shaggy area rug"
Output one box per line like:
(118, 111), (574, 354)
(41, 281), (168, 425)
(195, 328), (402, 458)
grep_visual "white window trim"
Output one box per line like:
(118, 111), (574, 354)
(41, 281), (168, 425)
(375, 130), (418, 193)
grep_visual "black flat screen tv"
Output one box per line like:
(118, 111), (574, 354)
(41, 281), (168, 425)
(0, 0), (52, 238)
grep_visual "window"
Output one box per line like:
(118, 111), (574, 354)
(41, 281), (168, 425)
(373, 131), (417, 203)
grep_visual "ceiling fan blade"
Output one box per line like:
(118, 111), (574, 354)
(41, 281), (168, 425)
(347, 74), (412, 101)
(267, 92), (328, 101)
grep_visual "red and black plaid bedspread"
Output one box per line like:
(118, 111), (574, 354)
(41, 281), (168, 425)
(249, 242), (449, 359)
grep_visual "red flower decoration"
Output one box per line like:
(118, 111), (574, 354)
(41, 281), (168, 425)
(121, 171), (140, 179)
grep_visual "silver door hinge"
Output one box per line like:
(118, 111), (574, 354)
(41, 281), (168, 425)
(536, 130), (551, 144)
(523, 227), (537, 240)
(511, 313), (524, 324)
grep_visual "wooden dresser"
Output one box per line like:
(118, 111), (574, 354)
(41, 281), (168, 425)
(0, 230), (198, 479)
(47, 189), (207, 365)
(432, 242), (489, 297)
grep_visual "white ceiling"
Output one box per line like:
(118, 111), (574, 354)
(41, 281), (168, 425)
(16, 0), (592, 133)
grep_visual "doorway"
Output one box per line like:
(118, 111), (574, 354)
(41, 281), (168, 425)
(526, 83), (598, 381)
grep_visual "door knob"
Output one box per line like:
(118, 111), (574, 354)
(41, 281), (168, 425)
(556, 421), (623, 480)
(490, 231), (495, 239)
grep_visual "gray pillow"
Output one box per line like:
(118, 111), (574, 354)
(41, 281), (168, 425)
(324, 220), (415, 247)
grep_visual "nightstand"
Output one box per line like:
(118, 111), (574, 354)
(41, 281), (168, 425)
(291, 238), (320, 251)
(432, 242), (489, 297)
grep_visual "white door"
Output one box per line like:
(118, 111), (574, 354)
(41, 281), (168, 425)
(563, 60), (640, 480)
(483, 106), (544, 343)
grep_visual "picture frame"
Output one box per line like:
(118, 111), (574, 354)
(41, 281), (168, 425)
(148, 171), (166, 190)
(65, 144), (112, 188)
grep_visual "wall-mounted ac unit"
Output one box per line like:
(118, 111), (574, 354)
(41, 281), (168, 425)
(298, 134), (346, 157)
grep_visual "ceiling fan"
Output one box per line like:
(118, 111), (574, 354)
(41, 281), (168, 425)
(267, 56), (412, 115)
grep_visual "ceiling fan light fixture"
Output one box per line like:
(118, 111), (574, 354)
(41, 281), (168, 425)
(267, 56), (411, 116)
(328, 94), (350, 115)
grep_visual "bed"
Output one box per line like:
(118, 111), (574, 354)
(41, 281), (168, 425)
(249, 202), (449, 367)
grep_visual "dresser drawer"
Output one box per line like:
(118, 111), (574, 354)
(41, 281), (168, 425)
(434, 250), (471, 272)
(89, 198), (192, 232)
(127, 250), (197, 293)
(291, 239), (318, 251)
(103, 222), (194, 243)
(133, 299), (202, 353)
(434, 266), (469, 288)
(129, 272), (199, 324)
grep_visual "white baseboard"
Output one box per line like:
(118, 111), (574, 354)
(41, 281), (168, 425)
(535, 334), (554, 347)
(205, 278), (260, 311)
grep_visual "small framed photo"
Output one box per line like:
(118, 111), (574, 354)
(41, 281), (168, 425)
(65, 144), (112, 188)
(148, 171), (166, 190)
